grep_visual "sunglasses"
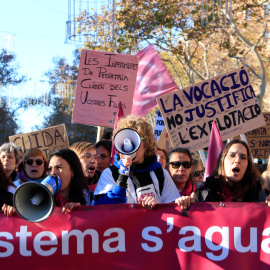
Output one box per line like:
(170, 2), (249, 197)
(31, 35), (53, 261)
(193, 170), (205, 177)
(168, 161), (192, 169)
(25, 159), (44, 166)
(81, 153), (101, 160)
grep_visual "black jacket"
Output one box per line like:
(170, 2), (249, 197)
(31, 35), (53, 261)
(0, 188), (13, 207)
(195, 176), (266, 202)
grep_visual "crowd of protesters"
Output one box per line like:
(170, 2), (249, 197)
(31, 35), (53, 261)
(1, 114), (270, 219)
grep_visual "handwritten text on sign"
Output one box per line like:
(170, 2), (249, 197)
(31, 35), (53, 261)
(245, 112), (270, 158)
(9, 124), (69, 159)
(157, 67), (266, 151)
(154, 110), (165, 142)
(72, 50), (139, 127)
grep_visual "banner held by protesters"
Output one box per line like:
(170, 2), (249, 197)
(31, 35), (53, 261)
(1, 203), (270, 270)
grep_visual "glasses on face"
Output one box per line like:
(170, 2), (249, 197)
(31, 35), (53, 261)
(81, 152), (100, 160)
(226, 152), (248, 161)
(193, 170), (205, 177)
(25, 159), (44, 166)
(168, 161), (192, 169)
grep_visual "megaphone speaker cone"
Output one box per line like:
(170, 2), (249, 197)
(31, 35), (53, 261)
(13, 182), (55, 223)
(13, 175), (61, 223)
(113, 128), (141, 155)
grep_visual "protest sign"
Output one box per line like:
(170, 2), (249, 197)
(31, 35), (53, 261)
(1, 203), (270, 270)
(9, 124), (69, 159)
(72, 49), (139, 127)
(157, 127), (172, 153)
(244, 112), (270, 159)
(154, 110), (165, 142)
(157, 67), (266, 152)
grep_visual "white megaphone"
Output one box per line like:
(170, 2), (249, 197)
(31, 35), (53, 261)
(13, 175), (62, 223)
(113, 128), (141, 175)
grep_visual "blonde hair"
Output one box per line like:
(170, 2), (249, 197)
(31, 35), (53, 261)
(21, 148), (48, 172)
(191, 156), (204, 172)
(261, 155), (270, 190)
(114, 114), (156, 158)
(70, 142), (95, 157)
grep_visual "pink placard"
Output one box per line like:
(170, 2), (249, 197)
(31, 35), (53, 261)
(72, 50), (139, 127)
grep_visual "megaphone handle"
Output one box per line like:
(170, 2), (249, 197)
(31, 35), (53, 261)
(51, 174), (60, 197)
(119, 164), (130, 176)
(115, 174), (128, 189)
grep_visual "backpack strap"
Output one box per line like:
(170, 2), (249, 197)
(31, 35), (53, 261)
(109, 165), (165, 195)
(153, 166), (165, 195)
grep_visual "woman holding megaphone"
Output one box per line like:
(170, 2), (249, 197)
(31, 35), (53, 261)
(94, 114), (179, 208)
(12, 149), (92, 221)
(48, 149), (92, 213)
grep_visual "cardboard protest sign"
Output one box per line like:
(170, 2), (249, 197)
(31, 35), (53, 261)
(154, 110), (165, 142)
(244, 112), (270, 158)
(72, 49), (139, 127)
(157, 67), (266, 152)
(157, 127), (173, 153)
(9, 124), (69, 159)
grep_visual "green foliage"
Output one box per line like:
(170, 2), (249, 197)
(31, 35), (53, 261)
(0, 49), (26, 87)
(75, 0), (270, 110)
(0, 50), (26, 143)
(0, 98), (18, 144)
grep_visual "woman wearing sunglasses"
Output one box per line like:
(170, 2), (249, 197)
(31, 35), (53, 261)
(191, 157), (205, 188)
(14, 148), (48, 187)
(70, 142), (101, 192)
(2, 148), (48, 217)
(167, 147), (196, 197)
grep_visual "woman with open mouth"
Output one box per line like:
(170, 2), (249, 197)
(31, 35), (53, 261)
(70, 142), (101, 192)
(14, 148), (48, 187)
(48, 149), (92, 213)
(2, 148), (49, 217)
(193, 139), (268, 203)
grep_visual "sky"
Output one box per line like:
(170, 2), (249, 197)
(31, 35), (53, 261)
(0, 0), (78, 133)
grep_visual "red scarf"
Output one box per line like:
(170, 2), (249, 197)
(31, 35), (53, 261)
(180, 180), (196, 196)
(55, 194), (69, 207)
(221, 186), (238, 202)
(88, 183), (97, 192)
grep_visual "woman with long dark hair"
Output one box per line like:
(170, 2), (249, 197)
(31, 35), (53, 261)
(1, 160), (16, 216)
(195, 139), (265, 202)
(48, 149), (92, 213)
